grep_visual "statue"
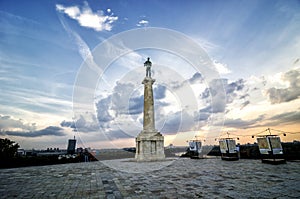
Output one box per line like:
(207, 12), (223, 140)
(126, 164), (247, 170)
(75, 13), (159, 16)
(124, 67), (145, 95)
(136, 57), (165, 161)
(144, 57), (152, 77)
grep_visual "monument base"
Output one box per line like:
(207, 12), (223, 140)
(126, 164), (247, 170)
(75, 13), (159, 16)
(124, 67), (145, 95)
(135, 131), (165, 162)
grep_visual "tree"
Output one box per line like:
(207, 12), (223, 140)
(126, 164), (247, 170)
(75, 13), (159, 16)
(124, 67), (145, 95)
(0, 138), (20, 160)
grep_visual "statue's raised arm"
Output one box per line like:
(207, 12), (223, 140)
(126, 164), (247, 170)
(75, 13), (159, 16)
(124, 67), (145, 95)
(144, 57), (152, 78)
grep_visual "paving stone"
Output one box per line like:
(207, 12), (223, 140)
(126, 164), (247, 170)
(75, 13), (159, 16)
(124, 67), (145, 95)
(0, 158), (299, 198)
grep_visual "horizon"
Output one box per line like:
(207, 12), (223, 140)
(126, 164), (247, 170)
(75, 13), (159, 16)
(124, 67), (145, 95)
(16, 138), (300, 151)
(1, 0), (300, 150)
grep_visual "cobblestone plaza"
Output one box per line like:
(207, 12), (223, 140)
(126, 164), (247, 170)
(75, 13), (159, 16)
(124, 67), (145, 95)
(1, 158), (299, 198)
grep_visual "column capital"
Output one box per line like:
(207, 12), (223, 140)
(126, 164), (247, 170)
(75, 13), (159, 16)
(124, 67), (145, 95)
(142, 77), (155, 84)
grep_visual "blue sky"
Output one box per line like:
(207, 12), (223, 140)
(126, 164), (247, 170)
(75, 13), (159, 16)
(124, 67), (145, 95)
(1, 0), (300, 149)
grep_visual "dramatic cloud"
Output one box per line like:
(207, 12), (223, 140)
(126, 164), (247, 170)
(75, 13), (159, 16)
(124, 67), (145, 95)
(60, 120), (76, 129)
(240, 100), (250, 110)
(62, 81), (142, 136)
(111, 82), (136, 115)
(62, 112), (101, 133)
(267, 111), (300, 125)
(56, 2), (118, 31)
(65, 72), (254, 139)
(223, 111), (300, 129)
(1, 126), (65, 137)
(80, 80), (182, 138)
(222, 115), (265, 128)
(158, 110), (195, 134)
(197, 78), (247, 122)
(96, 96), (114, 123)
(168, 72), (204, 90)
(226, 79), (245, 102)
(128, 95), (144, 115)
(75, 113), (100, 132)
(196, 112), (211, 122)
(267, 69), (300, 104)
(96, 82), (169, 124)
(200, 79), (227, 113)
(0, 115), (36, 131)
(154, 85), (167, 100)
(188, 72), (203, 84)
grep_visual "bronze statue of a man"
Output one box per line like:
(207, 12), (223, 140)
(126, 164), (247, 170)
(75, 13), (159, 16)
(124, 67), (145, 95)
(144, 57), (152, 77)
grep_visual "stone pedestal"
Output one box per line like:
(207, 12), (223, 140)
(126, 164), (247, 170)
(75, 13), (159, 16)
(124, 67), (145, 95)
(135, 131), (165, 161)
(135, 77), (165, 161)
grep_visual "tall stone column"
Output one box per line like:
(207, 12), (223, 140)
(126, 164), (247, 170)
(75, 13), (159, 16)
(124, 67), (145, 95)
(142, 77), (155, 132)
(135, 58), (165, 161)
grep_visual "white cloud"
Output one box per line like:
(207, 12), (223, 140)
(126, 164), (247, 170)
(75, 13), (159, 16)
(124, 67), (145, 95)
(56, 5), (80, 18)
(56, 2), (118, 31)
(213, 60), (231, 74)
(266, 68), (300, 104)
(137, 20), (149, 27)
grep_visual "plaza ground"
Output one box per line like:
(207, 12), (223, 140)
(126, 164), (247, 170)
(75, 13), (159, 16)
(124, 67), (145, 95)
(0, 157), (299, 198)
